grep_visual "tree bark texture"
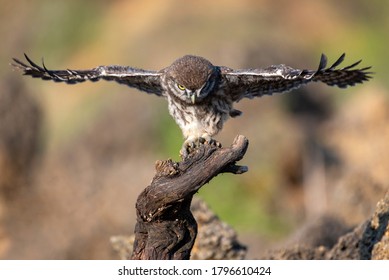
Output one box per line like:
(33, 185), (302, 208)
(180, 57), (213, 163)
(131, 135), (249, 260)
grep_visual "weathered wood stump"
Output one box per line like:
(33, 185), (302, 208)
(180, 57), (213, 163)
(131, 135), (249, 260)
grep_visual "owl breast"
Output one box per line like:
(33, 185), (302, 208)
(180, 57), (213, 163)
(166, 89), (233, 141)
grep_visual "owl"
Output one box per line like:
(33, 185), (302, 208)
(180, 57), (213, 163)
(12, 53), (372, 157)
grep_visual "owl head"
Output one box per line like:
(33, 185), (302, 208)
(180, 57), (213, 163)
(163, 55), (219, 104)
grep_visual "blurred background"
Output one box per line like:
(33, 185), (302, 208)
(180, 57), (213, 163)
(0, 0), (388, 259)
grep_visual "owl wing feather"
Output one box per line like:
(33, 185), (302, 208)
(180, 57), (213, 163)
(11, 54), (164, 96)
(222, 53), (373, 102)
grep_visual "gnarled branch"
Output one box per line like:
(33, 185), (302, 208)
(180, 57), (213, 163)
(131, 135), (249, 260)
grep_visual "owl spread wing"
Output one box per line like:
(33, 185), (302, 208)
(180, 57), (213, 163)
(222, 53), (373, 102)
(11, 54), (164, 96)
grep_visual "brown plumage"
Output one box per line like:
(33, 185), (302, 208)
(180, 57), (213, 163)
(11, 53), (372, 156)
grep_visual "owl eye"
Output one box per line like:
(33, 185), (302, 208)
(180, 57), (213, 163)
(177, 84), (186, 91)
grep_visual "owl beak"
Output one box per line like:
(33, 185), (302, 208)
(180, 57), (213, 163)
(191, 94), (196, 104)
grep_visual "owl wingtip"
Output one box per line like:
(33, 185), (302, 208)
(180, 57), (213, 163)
(317, 53), (328, 71)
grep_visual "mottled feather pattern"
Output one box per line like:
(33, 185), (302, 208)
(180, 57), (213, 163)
(223, 53), (372, 101)
(12, 53), (372, 156)
(12, 54), (163, 96)
(11, 54), (100, 83)
(166, 55), (214, 90)
(311, 53), (372, 87)
(98, 65), (163, 95)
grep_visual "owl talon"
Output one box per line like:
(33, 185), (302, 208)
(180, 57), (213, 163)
(13, 54), (372, 164)
(180, 137), (222, 158)
(180, 144), (195, 159)
(200, 135), (222, 148)
(204, 138), (222, 148)
(179, 147), (189, 158)
(213, 140), (221, 147)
